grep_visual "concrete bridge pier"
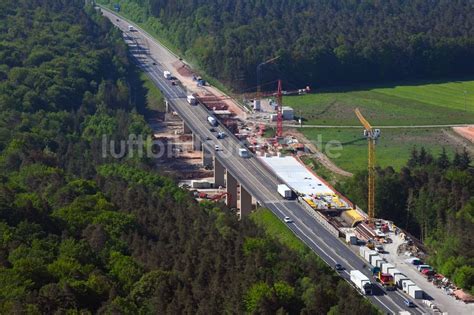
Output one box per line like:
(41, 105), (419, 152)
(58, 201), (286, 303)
(226, 171), (238, 209)
(202, 145), (213, 168)
(183, 121), (191, 134)
(192, 133), (202, 151)
(214, 157), (225, 188)
(239, 186), (253, 218)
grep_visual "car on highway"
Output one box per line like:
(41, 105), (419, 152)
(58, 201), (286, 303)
(403, 298), (414, 308)
(171, 81), (177, 86)
(335, 263), (344, 271)
(152, 62), (156, 65)
(205, 136), (211, 140)
(217, 132), (226, 139)
(283, 216), (292, 223)
(214, 145), (220, 151)
(209, 128), (216, 132)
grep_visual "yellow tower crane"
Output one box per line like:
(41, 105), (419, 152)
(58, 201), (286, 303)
(354, 108), (381, 221)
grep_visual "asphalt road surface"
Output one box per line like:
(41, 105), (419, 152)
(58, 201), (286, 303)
(101, 7), (431, 314)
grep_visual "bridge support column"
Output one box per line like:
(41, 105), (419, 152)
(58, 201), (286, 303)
(202, 145), (213, 167)
(214, 158), (225, 188)
(183, 121), (191, 134)
(192, 133), (202, 151)
(226, 172), (238, 209)
(239, 186), (253, 217)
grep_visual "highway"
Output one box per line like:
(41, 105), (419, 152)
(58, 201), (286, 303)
(102, 7), (430, 315)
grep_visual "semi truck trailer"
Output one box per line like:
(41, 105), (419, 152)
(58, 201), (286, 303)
(277, 184), (293, 199)
(350, 270), (372, 295)
(187, 95), (197, 105)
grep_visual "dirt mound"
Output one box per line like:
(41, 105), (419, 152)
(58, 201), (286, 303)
(172, 60), (194, 77)
(453, 126), (474, 143)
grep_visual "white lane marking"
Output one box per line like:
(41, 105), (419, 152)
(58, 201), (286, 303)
(118, 19), (411, 314)
(270, 203), (404, 313)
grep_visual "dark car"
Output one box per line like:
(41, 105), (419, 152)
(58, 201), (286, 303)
(209, 128), (216, 132)
(403, 299), (414, 308)
(335, 263), (344, 271)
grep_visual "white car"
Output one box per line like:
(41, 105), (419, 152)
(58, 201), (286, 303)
(214, 145), (220, 151)
(284, 216), (292, 223)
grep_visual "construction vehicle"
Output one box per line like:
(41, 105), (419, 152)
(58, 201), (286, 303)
(196, 192), (231, 204)
(303, 197), (317, 209)
(355, 108), (380, 221)
(350, 270), (372, 295)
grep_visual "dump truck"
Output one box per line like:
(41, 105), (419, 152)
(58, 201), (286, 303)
(207, 116), (218, 127)
(277, 184), (293, 199)
(350, 270), (372, 295)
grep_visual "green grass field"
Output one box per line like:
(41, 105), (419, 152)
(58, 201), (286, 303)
(301, 128), (466, 173)
(250, 208), (309, 254)
(283, 80), (474, 173)
(285, 80), (474, 126)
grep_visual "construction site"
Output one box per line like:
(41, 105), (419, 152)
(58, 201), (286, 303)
(147, 63), (474, 311)
(128, 21), (474, 310)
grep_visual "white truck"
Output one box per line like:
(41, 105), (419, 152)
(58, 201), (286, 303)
(187, 95), (197, 105)
(408, 285), (423, 299)
(277, 184), (292, 199)
(163, 70), (171, 79)
(207, 116), (218, 127)
(350, 270), (372, 295)
(364, 249), (378, 263)
(239, 148), (250, 158)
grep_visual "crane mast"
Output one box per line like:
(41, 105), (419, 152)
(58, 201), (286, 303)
(354, 108), (380, 221)
(276, 79), (283, 138)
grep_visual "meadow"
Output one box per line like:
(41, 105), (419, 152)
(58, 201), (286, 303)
(283, 80), (474, 173)
(285, 80), (474, 126)
(301, 128), (466, 173)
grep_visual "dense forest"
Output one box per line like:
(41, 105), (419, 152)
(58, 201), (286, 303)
(99, 0), (474, 90)
(339, 148), (474, 294)
(0, 1), (378, 313)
